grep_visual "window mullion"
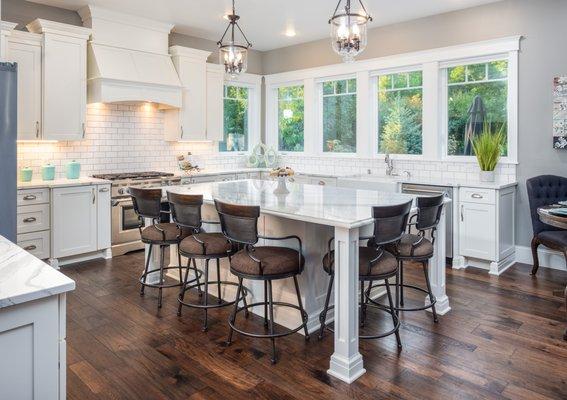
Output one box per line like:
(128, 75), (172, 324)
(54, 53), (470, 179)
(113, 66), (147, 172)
(422, 62), (440, 159)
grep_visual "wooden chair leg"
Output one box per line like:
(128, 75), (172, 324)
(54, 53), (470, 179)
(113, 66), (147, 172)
(531, 236), (541, 275)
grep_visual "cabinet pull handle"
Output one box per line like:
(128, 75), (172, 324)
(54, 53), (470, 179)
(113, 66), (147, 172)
(461, 205), (464, 222)
(23, 195), (37, 201)
(92, 188), (96, 204)
(82, 122), (86, 139)
(471, 193), (483, 199)
(288, 177), (295, 182)
(318, 180), (326, 186)
(24, 245), (37, 251)
(180, 126), (184, 139)
(23, 217), (37, 223)
(99, 187), (109, 192)
(35, 121), (40, 138)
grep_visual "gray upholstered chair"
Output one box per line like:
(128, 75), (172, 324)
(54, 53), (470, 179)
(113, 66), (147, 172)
(526, 175), (567, 275)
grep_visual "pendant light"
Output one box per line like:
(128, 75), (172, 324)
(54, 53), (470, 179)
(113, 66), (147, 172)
(329, 0), (372, 63)
(217, 0), (252, 78)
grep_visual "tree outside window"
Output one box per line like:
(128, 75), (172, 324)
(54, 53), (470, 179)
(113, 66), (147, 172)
(447, 60), (508, 156)
(278, 85), (304, 151)
(377, 71), (423, 155)
(219, 85), (249, 152)
(322, 78), (357, 153)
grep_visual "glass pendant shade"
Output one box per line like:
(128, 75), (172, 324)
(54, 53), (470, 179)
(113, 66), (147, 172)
(329, 0), (372, 63)
(219, 45), (248, 78)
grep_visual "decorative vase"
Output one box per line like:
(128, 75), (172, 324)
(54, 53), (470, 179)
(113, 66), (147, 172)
(479, 170), (495, 182)
(20, 167), (33, 182)
(41, 164), (55, 181)
(273, 176), (290, 195)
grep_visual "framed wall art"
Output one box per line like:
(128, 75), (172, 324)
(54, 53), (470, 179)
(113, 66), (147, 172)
(553, 77), (567, 149)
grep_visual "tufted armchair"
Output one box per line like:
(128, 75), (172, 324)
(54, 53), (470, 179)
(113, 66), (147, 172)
(526, 175), (567, 275)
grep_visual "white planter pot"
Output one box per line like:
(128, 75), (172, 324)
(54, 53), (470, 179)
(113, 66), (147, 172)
(480, 170), (495, 182)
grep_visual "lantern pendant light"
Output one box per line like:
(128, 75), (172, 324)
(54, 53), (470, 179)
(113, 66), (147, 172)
(329, 0), (372, 63)
(217, 0), (252, 78)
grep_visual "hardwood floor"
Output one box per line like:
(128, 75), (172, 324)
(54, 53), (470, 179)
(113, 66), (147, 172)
(63, 251), (567, 399)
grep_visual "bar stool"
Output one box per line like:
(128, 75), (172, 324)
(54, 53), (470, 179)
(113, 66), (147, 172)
(215, 200), (309, 364)
(387, 194), (445, 323)
(318, 200), (413, 348)
(168, 192), (248, 332)
(130, 187), (195, 309)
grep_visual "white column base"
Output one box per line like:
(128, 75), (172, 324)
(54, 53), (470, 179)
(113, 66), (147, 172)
(489, 253), (515, 276)
(425, 294), (451, 315)
(328, 353), (366, 384)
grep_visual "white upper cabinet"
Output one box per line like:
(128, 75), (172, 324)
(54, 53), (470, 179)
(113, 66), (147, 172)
(165, 46), (211, 141)
(206, 63), (224, 142)
(27, 19), (91, 141)
(7, 32), (42, 140)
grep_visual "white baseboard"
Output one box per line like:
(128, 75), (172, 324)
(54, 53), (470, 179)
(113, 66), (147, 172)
(515, 245), (566, 271)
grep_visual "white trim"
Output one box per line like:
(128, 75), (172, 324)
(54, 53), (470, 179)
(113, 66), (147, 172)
(26, 19), (91, 40)
(266, 81), (306, 154)
(515, 245), (566, 271)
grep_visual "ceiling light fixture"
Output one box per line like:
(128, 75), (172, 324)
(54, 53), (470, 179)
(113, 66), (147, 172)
(217, 0), (252, 78)
(329, 0), (372, 63)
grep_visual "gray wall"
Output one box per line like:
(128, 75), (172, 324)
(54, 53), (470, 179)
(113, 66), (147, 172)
(262, 0), (567, 248)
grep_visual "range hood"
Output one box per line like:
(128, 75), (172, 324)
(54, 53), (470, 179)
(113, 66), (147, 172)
(78, 6), (182, 108)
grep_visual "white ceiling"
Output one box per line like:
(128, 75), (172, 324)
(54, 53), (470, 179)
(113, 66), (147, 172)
(27, 0), (502, 51)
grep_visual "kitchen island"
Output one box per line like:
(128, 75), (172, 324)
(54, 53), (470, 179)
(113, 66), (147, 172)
(149, 179), (451, 384)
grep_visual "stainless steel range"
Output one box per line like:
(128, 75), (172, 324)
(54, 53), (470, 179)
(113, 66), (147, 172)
(92, 172), (181, 256)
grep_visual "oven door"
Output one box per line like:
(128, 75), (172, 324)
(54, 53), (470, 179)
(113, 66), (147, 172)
(112, 199), (144, 245)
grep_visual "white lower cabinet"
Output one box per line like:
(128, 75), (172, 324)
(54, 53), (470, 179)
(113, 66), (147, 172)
(96, 184), (111, 250)
(459, 201), (496, 260)
(52, 186), (98, 258)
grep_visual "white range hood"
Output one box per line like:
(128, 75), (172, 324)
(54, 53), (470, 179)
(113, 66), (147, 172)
(78, 6), (182, 108)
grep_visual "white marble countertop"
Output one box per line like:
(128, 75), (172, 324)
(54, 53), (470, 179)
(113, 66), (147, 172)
(339, 174), (517, 190)
(17, 177), (111, 190)
(0, 236), (75, 308)
(165, 179), (422, 229)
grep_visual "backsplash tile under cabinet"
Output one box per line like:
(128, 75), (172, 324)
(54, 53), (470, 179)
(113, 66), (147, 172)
(17, 102), (246, 179)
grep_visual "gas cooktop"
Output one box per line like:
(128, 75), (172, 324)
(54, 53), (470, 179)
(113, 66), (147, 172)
(92, 171), (174, 181)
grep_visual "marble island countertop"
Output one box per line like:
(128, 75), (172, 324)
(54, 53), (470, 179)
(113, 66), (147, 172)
(0, 235), (75, 308)
(165, 179), (424, 229)
(340, 174), (518, 190)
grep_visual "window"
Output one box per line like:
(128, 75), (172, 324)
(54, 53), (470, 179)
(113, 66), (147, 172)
(447, 60), (508, 156)
(322, 78), (357, 153)
(219, 85), (249, 152)
(278, 85), (304, 151)
(377, 71), (423, 155)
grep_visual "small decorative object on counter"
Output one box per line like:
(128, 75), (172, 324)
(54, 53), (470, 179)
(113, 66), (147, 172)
(270, 167), (295, 195)
(247, 143), (279, 168)
(20, 167), (33, 182)
(66, 160), (81, 179)
(177, 152), (200, 175)
(41, 163), (55, 181)
(471, 123), (504, 183)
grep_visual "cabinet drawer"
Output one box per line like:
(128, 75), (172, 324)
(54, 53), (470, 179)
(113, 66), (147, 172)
(17, 188), (49, 206)
(459, 187), (495, 204)
(17, 204), (50, 234)
(17, 231), (50, 260)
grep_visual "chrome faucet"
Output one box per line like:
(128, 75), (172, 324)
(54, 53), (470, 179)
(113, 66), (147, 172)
(385, 153), (394, 176)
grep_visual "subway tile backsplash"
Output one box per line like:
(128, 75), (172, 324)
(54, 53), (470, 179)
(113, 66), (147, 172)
(17, 102), (516, 184)
(17, 102), (247, 178)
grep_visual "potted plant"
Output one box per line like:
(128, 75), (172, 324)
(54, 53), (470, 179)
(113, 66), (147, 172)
(471, 123), (505, 182)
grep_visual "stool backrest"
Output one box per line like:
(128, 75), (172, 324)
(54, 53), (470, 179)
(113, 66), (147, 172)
(416, 194), (445, 231)
(167, 192), (203, 231)
(129, 187), (162, 220)
(215, 199), (260, 245)
(372, 200), (413, 246)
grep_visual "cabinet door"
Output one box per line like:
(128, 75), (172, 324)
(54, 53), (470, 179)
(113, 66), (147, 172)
(9, 39), (42, 140)
(42, 35), (87, 141)
(459, 202), (496, 260)
(96, 184), (111, 250)
(52, 186), (97, 258)
(206, 67), (224, 142)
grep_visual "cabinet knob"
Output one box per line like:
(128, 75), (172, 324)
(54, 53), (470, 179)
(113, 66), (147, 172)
(471, 193), (483, 199)
(23, 217), (37, 223)
(23, 195), (37, 201)
(24, 245), (37, 251)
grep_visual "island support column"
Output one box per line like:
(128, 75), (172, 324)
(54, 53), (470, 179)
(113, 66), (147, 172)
(328, 226), (366, 383)
(427, 207), (451, 314)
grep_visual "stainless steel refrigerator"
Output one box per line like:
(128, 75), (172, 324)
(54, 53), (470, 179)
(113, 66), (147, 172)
(0, 62), (17, 242)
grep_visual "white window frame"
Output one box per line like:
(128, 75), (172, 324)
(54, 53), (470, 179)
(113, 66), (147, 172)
(316, 74), (359, 157)
(370, 65), (425, 160)
(218, 73), (261, 155)
(440, 53), (518, 164)
(266, 80), (306, 154)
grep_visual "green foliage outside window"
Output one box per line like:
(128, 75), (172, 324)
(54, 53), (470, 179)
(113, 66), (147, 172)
(447, 61), (508, 156)
(219, 85), (249, 152)
(378, 71), (423, 155)
(278, 85), (304, 151)
(323, 79), (357, 153)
